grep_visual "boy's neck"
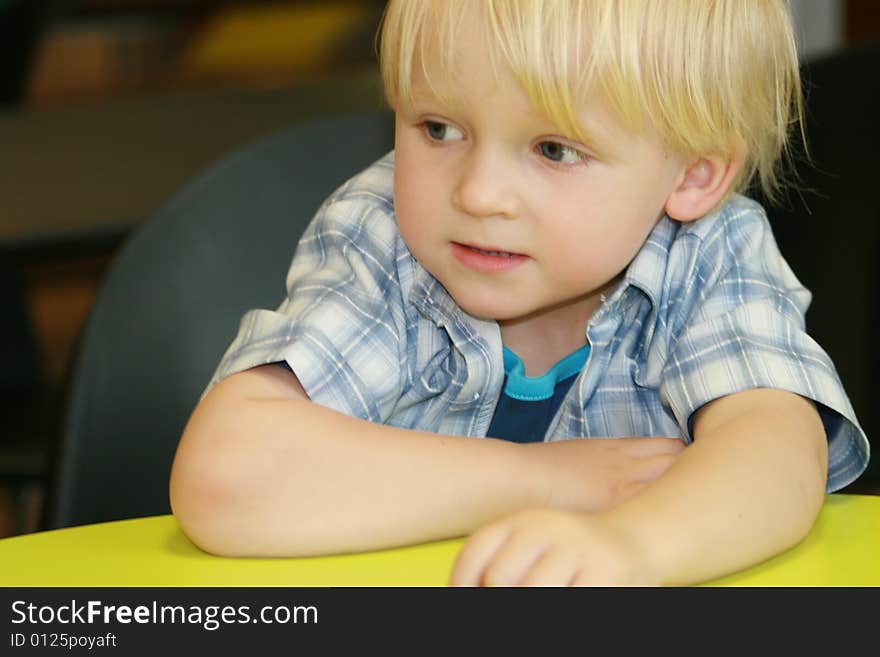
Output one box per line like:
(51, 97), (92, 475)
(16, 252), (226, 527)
(498, 275), (621, 376)
(500, 313), (592, 378)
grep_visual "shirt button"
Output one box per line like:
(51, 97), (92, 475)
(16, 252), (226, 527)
(473, 392), (480, 400)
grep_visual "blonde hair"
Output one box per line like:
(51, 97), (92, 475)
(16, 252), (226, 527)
(379, 0), (804, 202)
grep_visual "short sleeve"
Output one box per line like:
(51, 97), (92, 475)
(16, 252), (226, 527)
(206, 177), (409, 424)
(658, 206), (870, 492)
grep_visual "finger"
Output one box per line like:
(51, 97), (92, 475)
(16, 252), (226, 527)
(449, 523), (512, 587)
(569, 568), (596, 587)
(480, 530), (550, 587)
(520, 548), (579, 586)
(570, 565), (617, 587)
(570, 568), (641, 587)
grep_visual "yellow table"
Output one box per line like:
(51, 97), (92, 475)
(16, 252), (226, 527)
(1, 494), (877, 586)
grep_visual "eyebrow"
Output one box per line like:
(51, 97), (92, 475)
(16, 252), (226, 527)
(561, 118), (614, 160)
(405, 79), (462, 113)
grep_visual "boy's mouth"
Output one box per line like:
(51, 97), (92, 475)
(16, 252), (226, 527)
(450, 242), (529, 272)
(468, 247), (516, 257)
(453, 242), (525, 258)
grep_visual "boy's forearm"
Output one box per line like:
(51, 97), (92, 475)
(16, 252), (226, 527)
(171, 367), (682, 560)
(598, 388), (828, 586)
(171, 371), (548, 557)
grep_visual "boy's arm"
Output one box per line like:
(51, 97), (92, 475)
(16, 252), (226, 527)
(612, 387), (827, 585)
(169, 364), (683, 557)
(450, 387), (827, 586)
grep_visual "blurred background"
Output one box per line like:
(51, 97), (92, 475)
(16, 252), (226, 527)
(0, 0), (878, 539)
(1, 0), (389, 539)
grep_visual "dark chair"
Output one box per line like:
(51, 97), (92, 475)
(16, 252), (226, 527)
(43, 110), (394, 529)
(756, 42), (880, 493)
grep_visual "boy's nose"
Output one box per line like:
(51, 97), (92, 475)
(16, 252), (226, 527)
(451, 148), (519, 220)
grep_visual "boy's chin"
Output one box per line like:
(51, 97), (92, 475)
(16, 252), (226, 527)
(448, 293), (529, 324)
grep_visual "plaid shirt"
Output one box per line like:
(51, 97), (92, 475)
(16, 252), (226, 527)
(209, 153), (869, 492)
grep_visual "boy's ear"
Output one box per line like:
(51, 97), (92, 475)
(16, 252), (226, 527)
(664, 147), (746, 222)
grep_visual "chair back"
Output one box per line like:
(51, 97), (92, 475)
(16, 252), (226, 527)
(45, 111), (395, 528)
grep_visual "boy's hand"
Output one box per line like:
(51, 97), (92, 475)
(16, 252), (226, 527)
(523, 437), (684, 512)
(449, 507), (655, 586)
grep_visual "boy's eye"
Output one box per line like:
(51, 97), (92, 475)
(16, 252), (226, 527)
(424, 120), (464, 142)
(538, 141), (584, 164)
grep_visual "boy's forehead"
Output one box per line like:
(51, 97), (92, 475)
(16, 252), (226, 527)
(404, 10), (506, 111)
(407, 3), (591, 120)
(412, 38), (618, 132)
(412, 5), (496, 87)
(414, 0), (586, 73)
(397, 1), (663, 156)
(407, 64), (643, 162)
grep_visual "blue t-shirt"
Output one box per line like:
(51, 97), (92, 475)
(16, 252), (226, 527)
(487, 345), (591, 443)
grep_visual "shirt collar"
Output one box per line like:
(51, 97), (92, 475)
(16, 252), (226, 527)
(409, 264), (459, 327)
(617, 214), (681, 313)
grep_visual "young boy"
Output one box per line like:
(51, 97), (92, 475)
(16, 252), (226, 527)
(170, 0), (869, 586)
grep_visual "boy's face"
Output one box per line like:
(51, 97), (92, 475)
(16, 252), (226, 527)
(393, 15), (686, 341)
